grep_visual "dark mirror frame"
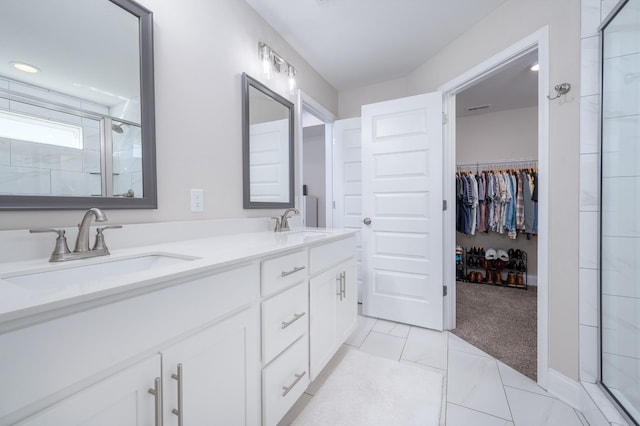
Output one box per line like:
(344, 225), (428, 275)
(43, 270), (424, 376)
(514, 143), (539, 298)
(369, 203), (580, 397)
(0, 0), (157, 211)
(242, 73), (294, 209)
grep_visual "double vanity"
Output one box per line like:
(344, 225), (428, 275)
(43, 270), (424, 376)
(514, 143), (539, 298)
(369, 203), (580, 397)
(0, 221), (357, 426)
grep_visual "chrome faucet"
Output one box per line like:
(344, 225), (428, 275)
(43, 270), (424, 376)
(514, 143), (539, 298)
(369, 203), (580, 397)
(74, 207), (108, 252)
(272, 208), (299, 232)
(30, 208), (122, 262)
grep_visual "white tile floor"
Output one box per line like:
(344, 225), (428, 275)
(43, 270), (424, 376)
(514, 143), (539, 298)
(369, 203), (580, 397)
(281, 313), (589, 426)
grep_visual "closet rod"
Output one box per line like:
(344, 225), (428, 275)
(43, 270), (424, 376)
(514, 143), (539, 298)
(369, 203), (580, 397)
(456, 159), (538, 172)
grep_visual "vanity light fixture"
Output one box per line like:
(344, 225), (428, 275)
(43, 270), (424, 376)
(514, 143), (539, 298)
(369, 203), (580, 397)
(530, 63), (540, 71)
(258, 42), (296, 93)
(10, 61), (40, 73)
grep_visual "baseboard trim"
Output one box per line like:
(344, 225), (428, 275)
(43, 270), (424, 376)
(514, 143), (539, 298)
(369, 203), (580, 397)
(547, 368), (581, 410)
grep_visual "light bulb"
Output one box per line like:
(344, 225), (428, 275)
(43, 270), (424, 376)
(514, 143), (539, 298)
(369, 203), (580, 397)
(288, 66), (296, 95)
(530, 63), (539, 71)
(261, 45), (273, 80)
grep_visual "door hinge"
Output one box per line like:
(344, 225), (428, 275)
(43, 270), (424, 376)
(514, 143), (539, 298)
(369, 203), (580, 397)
(332, 201), (336, 209)
(442, 112), (448, 125)
(443, 200), (447, 211)
(443, 285), (448, 296)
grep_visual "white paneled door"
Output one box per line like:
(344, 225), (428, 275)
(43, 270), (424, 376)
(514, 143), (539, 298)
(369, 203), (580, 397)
(333, 117), (364, 301)
(249, 118), (290, 203)
(361, 93), (444, 330)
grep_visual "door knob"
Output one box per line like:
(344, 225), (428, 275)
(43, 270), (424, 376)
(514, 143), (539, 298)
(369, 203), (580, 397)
(363, 217), (372, 225)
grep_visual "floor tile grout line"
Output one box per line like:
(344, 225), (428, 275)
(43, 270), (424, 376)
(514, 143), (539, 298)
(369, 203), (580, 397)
(496, 357), (516, 423)
(503, 383), (561, 400)
(446, 401), (515, 423)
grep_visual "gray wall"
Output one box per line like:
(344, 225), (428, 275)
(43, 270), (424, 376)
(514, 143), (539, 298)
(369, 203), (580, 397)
(0, 0), (338, 230)
(302, 125), (326, 228)
(339, 0), (581, 381)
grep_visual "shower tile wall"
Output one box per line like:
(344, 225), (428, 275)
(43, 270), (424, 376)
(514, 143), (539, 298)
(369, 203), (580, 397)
(580, 0), (640, 424)
(600, 0), (640, 420)
(0, 77), (106, 196)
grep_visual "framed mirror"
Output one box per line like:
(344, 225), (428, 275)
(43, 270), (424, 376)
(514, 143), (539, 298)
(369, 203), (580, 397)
(0, 0), (156, 210)
(242, 73), (294, 209)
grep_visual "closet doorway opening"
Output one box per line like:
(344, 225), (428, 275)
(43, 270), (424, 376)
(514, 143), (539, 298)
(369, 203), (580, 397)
(440, 28), (549, 387)
(297, 92), (336, 228)
(455, 50), (539, 381)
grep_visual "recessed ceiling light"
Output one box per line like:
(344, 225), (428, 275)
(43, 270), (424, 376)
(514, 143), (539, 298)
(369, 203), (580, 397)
(530, 63), (540, 71)
(11, 61), (40, 73)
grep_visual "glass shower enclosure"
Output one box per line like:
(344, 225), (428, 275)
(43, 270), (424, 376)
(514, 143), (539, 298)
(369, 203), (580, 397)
(600, 0), (640, 423)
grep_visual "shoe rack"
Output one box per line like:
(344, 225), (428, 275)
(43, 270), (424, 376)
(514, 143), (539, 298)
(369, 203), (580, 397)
(462, 246), (528, 290)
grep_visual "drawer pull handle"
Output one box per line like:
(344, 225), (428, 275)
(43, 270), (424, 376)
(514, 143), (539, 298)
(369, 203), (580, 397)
(336, 272), (346, 301)
(147, 377), (163, 426)
(281, 312), (306, 329)
(171, 363), (184, 426)
(282, 371), (307, 397)
(281, 266), (306, 277)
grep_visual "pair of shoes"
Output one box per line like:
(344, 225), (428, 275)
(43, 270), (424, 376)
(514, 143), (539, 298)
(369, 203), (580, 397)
(516, 272), (525, 286)
(485, 270), (494, 284)
(467, 271), (484, 283)
(507, 272), (516, 285)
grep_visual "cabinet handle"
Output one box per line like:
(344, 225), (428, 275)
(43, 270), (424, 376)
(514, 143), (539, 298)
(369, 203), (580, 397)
(147, 377), (163, 426)
(336, 274), (343, 301)
(341, 271), (346, 298)
(281, 265), (305, 277)
(282, 371), (306, 397)
(281, 312), (306, 329)
(171, 363), (184, 426)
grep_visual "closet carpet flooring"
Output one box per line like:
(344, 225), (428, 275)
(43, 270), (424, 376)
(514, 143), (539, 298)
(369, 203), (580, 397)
(452, 280), (537, 381)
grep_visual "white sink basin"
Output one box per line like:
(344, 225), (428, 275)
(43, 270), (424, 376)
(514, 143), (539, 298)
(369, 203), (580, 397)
(3, 253), (197, 292)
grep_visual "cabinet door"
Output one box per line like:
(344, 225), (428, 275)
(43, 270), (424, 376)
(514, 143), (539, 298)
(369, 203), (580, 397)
(309, 267), (339, 380)
(17, 355), (160, 426)
(162, 307), (260, 426)
(337, 259), (358, 345)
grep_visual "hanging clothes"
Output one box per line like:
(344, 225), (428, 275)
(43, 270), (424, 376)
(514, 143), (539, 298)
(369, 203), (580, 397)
(455, 164), (539, 239)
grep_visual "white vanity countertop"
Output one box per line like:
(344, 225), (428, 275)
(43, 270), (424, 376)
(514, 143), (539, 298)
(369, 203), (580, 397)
(0, 228), (357, 328)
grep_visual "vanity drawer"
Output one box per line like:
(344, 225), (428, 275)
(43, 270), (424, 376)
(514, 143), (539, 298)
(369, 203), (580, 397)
(309, 236), (356, 274)
(261, 249), (308, 296)
(262, 335), (309, 426)
(262, 281), (308, 364)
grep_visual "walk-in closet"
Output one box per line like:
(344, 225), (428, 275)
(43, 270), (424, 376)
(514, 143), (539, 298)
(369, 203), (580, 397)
(453, 50), (539, 380)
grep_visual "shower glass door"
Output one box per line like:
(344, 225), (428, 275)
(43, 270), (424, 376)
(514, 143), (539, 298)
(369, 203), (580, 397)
(600, 0), (640, 423)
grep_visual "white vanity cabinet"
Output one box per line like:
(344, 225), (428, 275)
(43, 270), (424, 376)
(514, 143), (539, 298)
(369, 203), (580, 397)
(260, 250), (310, 426)
(309, 237), (357, 380)
(161, 307), (259, 426)
(0, 230), (358, 426)
(0, 263), (261, 426)
(16, 355), (161, 426)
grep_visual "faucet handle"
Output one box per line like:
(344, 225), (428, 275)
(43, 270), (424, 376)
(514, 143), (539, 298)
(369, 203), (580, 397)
(92, 226), (123, 252)
(30, 228), (71, 262)
(270, 217), (281, 232)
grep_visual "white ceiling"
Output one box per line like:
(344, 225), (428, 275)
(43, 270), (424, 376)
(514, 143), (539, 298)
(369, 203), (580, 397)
(0, 0), (140, 107)
(245, 0), (508, 91)
(456, 50), (539, 117)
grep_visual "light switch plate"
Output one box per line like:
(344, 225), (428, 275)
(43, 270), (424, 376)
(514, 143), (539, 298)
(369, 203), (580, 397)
(191, 189), (204, 212)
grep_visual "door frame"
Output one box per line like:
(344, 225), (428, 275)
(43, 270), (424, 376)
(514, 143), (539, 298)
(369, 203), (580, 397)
(296, 91), (337, 227)
(438, 27), (550, 388)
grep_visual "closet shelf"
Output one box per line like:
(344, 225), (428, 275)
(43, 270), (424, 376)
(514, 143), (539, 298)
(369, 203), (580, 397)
(458, 246), (528, 290)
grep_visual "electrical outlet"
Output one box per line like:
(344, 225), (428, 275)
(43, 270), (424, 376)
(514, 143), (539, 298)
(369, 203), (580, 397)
(191, 189), (204, 212)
